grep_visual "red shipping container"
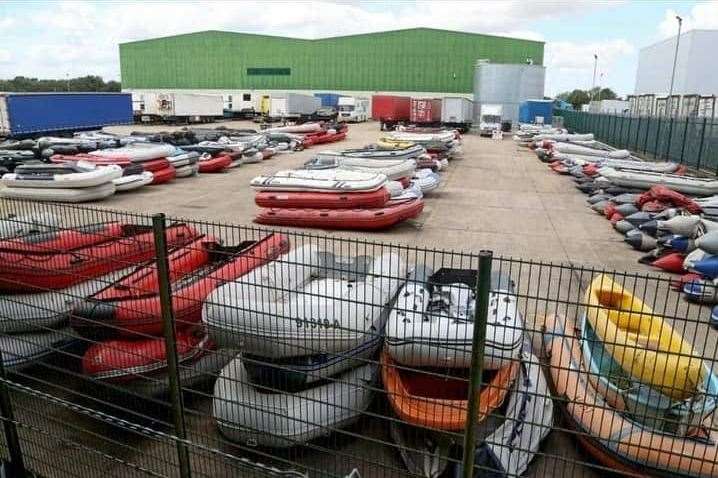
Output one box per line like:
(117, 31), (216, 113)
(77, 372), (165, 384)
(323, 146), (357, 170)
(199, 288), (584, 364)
(410, 98), (442, 123)
(371, 95), (411, 122)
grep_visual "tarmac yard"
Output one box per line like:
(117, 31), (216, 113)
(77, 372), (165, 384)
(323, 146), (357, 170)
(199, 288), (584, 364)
(4, 120), (716, 477)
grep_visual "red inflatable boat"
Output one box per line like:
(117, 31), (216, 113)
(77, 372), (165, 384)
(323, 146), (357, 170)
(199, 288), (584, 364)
(254, 198), (424, 230)
(141, 158), (170, 172)
(0, 223), (198, 292)
(0, 222), (134, 254)
(303, 131), (347, 146)
(198, 155), (232, 173)
(82, 330), (211, 381)
(254, 188), (390, 209)
(150, 166), (176, 185)
(71, 233), (289, 338)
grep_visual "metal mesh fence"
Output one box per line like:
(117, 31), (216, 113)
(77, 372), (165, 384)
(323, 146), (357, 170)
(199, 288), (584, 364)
(558, 109), (718, 173)
(0, 198), (716, 477)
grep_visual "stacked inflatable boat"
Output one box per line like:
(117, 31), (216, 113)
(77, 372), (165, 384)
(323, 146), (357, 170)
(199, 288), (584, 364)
(383, 267), (552, 477)
(251, 169), (424, 230)
(206, 244), (405, 447)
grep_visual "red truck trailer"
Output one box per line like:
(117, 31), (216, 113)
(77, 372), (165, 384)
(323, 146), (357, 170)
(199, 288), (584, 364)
(371, 95), (410, 130)
(410, 98), (442, 124)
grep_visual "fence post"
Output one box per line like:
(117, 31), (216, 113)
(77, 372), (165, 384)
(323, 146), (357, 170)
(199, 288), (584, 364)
(152, 214), (192, 478)
(697, 117), (707, 171)
(665, 116), (675, 160)
(654, 116), (662, 158)
(634, 116), (642, 152)
(461, 250), (493, 478)
(0, 351), (26, 477)
(680, 117), (689, 165)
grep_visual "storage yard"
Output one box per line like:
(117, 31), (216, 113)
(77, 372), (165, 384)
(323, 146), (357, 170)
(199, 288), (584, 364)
(2, 17), (718, 478)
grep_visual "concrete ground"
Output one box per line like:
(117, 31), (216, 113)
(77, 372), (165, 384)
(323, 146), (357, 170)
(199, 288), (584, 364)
(2, 120), (716, 477)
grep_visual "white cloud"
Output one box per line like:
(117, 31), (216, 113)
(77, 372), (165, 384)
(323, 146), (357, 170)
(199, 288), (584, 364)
(544, 39), (635, 96)
(2, 0), (612, 80)
(0, 50), (11, 63)
(658, 2), (718, 39)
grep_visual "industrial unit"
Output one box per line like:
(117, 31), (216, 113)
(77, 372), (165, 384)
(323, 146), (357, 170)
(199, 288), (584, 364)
(119, 28), (544, 107)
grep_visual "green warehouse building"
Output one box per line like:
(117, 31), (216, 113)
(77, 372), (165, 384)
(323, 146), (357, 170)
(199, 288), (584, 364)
(119, 28), (544, 113)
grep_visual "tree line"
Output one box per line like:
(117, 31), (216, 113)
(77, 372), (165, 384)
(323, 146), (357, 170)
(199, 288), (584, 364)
(0, 76), (121, 92)
(556, 87), (619, 110)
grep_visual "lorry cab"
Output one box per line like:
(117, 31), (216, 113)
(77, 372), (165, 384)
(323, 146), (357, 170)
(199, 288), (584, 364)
(479, 104), (503, 137)
(338, 97), (368, 123)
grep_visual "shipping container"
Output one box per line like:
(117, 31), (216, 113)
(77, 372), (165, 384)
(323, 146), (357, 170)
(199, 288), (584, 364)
(314, 93), (344, 108)
(0, 93), (132, 137)
(372, 95), (410, 129)
(440, 97), (473, 131)
(140, 92), (223, 122)
(518, 99), (553, 124)
(269, 93), (321, 119)
(410, 98), (441, 124)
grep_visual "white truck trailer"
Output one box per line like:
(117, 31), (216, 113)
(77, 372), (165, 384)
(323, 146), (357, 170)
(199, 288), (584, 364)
(269, 93), (321, 121)
(441, 97), (474, 132)
(139, 92), (223, 123)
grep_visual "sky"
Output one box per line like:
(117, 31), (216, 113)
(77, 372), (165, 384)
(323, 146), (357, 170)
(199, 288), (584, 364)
(0, 1), (717, 97)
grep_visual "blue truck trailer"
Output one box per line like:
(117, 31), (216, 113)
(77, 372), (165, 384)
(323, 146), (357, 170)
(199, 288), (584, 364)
(0, 92), (133, 137)
(313, 93), (344, 108)
(519, 99), (554, 125)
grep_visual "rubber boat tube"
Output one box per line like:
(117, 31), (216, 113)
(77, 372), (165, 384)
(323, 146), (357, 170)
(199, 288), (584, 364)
(213, 358), (376, 448)
(204, 244), (406, 358)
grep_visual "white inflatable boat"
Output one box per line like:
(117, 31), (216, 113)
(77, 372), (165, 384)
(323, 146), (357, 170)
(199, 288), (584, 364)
(305, 157), (417, 181)
(387, 131), (456, 145)
(175, 164), (200, 178)
(0, 182), (116, 203)
(385, 267), (523, 370)
(167, 151), (200, 168)
(460, 352), (554, 477)
(411, 169), (441, 193)
(263, 123), (323, 134)
(2, 162), (122, 188)
(0, 267), (133, 334)
(599, 167), (718, 196)
(553, 143), (629, 158)
(204, 245), (406, 358)
(0, 213), (60, 240)
(554, 154), (679, 173)
(317, 144), (425, 161)
(251, 169), (388, 193)
(213, 359), (375, 448)
(1, 327), (78, 370)
(113, 171), (154, 192)
(89, 143), (176, 162)
(533, 133), (594, 142)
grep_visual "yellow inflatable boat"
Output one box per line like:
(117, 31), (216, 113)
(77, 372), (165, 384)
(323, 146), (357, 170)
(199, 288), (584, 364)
(585, 274), (704, 400)
(376, 138), (415, 150)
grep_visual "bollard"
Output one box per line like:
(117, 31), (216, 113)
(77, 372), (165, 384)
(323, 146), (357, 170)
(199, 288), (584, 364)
(0, 350), (26, 477)
(152, 214), (192, 478)
(460, 250), (493, 478)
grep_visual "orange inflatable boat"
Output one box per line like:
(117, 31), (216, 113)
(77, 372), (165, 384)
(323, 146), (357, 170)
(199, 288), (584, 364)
(381, 349), (518, 431)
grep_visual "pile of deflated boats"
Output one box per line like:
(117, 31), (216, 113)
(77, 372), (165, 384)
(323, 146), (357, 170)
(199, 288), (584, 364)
(0, 122), (347, 203)
(250, 129), (461, 231)
(4, 211), (718, 476)
(521, 125), (718, 326)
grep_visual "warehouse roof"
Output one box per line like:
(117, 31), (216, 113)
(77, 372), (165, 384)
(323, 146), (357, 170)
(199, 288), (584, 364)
(120, 27), (544, 46)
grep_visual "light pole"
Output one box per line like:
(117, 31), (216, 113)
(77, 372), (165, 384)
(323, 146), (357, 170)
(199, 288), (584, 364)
(598, 73), (605, 102)
(667, 15), (682, 117)
(591, 54), (598, 100)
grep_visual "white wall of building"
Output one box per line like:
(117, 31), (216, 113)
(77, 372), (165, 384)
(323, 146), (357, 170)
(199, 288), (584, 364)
(635, 29), (718, 96)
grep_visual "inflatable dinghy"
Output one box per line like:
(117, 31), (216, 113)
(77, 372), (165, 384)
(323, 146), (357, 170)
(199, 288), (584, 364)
(213, 357), (376, 447)
(88, 143), (175, 162)
(386, 267), (523, 370)
(0, 213), (60, 240)
(175, 164), (199, 178)
(317, 144), (424, 161)
(0, 182), (116, 203)
(2, 162), (122, 189)
(251, 169), (387, 193)
(198, 154), (231, 173)
(0, 267), (133, 334)
(305, 156), (417, 181)
(411, 169), (441, 193)
(204, 244), (405, 357)
(113, 171), (154, 192)
(72, 233), (288, 339)
(254, 198), (423, 230)
(0, 223), (197, 292)
(255, 188), (390, 209)
(600, 167), (718, 196)
(456, 352), (553, 478)
(263, 123), (322, 134)
(1, 327), (79, 370)
(543, 313), (718, 478)
(381, 350), (518, 431)
(580, 314), (717, 433)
